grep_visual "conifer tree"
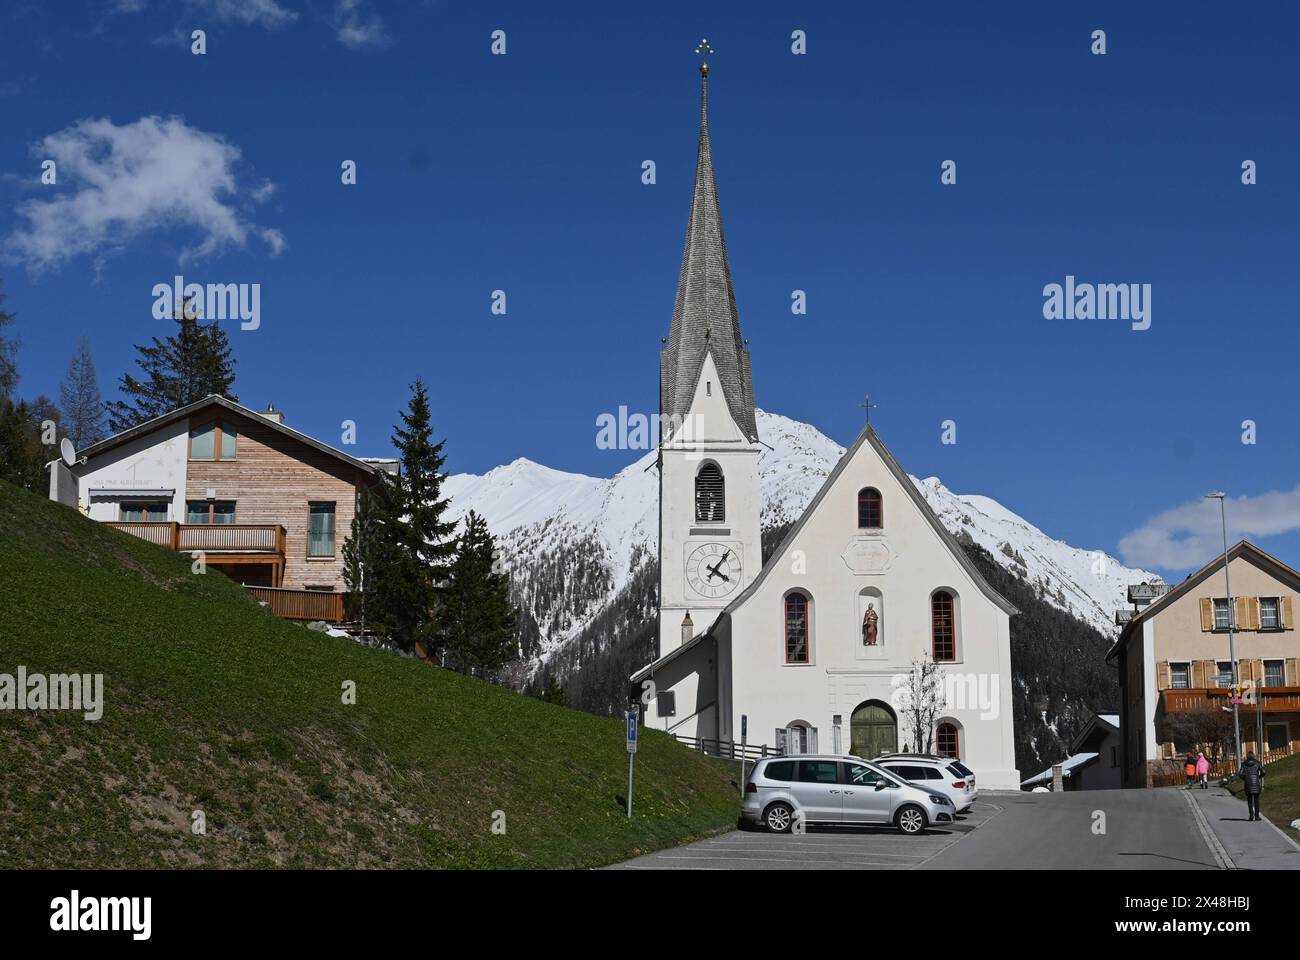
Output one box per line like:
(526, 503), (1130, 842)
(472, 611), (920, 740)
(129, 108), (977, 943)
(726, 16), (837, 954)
(107, 300), (237, 431)
(0, 283), (17, 404)
(439, 511), (519, 674)
(345, 379), (456, 653)
(59, 337), (107, 448)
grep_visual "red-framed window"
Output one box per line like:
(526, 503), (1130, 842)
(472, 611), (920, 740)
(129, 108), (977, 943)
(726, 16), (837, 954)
(932, 591), (955, 661)
(936, 722), (960, 759)
(785, 592), (809, 664)
(857, 487), (883, 529)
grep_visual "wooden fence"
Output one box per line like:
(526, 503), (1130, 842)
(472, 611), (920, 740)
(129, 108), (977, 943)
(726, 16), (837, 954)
(1150, 741), (1300, 787)
(244, 585), (346, 623)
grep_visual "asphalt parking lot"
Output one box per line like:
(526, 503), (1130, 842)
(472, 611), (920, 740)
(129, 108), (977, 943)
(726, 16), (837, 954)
(610, 800), (1003, 870)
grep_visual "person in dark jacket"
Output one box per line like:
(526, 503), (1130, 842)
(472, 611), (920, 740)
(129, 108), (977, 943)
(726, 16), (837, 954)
(1239, 752), (1266, 821)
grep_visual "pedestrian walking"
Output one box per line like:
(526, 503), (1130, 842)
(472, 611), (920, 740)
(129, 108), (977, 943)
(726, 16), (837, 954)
(1238, 751), (1266, 821)
(1184, 751), (1197, 788)
(1196, 751), (1209, 789)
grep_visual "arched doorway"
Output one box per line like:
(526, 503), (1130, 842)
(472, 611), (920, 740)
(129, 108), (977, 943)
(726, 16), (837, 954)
(850, 700), (897, 759)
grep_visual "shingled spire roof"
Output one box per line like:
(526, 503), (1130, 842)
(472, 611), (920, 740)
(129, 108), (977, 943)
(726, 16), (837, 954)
(660, 63), (758, 442)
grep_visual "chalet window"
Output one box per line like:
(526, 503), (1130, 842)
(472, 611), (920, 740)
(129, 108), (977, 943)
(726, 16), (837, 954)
(1212, 598), (1232, 631)
(1260, 597), (1280, 630)
(308, 502), (336, 557)
(936, 722), (960, 759)
(120, 501), (168, 522)
(656, 691), (677, 717)
(1216, 661), (1234, 688)
(1169, 662), (1190, 689)
(695, 463), (724, 522)
(1264, 659), (1284, 688)
(931, 591), (956, 661)
(186, 501), (235, 524)
(784, 592), (809, 664)
(857, 487), (883, 528)
(190, 420), (238, 460)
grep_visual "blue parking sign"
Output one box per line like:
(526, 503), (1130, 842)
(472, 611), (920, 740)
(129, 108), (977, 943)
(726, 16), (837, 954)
(626, 709), (638, 752)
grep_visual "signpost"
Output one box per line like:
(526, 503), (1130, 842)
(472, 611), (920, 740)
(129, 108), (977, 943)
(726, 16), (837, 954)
(625, 706), (638, 818)
(739, 714), (748, 797)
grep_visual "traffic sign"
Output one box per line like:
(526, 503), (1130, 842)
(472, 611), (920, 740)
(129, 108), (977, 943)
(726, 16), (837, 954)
(626, 709), (638, 753)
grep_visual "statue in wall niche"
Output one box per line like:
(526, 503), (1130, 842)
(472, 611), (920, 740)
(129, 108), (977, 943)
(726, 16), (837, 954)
(862, 603), (878, 646)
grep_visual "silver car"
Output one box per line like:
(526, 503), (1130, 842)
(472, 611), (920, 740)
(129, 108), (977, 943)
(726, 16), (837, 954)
(741, 754), (956, 835)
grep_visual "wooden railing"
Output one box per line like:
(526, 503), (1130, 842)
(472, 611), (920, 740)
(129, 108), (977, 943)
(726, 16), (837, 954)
(107, 521), (285, 554)
(179, 524), (285, 553)
(1150, 742), (1300, 787)
(1163, 686), (1300, 714)
(244, 585), (346, 623)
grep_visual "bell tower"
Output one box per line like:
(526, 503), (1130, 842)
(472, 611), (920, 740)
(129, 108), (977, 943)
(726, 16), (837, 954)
(657, 41), (762, 657)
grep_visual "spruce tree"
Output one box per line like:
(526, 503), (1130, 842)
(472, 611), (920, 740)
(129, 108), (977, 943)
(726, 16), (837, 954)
(59, 337), (107, 448)
(0, 399), (49, 493)
(439, 511), (519, 674)
(107, 300), (238, 431)
(346, 380), (457, 653)
(0, 282), (17, 404)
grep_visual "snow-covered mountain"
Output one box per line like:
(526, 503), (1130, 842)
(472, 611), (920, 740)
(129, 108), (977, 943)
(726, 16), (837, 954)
(444, 409), (1162, 664)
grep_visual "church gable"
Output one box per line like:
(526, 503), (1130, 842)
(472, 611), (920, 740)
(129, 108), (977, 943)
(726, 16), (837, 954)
(729, 424), (1016, 620)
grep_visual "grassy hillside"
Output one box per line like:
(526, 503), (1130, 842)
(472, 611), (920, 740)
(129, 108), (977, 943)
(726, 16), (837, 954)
(1223, 753), (1300, 840)
(0, 480), (740, 868)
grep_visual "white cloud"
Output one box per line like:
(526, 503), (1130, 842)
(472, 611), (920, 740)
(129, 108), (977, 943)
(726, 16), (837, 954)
(6, 115), (284, 274)
(1118, 486), (1300, 570)
(334, 0), (390, 49)
(187, 0), (298, 28)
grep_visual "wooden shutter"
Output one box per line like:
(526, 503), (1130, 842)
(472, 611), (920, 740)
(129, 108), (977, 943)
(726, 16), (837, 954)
(1156, 661), (1170, 690)
(1234, 597), (1251, 631)
(1194, 660), (1214, 687)
(1239, 659), (1254, 682)
(1199, 598), (1214, 631)
(1247, 597), (1262, 630)
(1282, 596), (1294, 630)
(1286, 658), (1299, 687)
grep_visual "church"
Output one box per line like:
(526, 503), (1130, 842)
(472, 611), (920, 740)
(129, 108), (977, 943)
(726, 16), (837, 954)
(631, 49), (1022, 791)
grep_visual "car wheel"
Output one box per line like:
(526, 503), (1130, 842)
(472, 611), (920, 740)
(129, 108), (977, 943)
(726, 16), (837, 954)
(895, 804), (927, 835)
(764, 802), (794, 834)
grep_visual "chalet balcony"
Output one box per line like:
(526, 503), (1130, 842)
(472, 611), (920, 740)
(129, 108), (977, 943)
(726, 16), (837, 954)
(1163, 686), (1300, 714)
(106, 521), (286, 555)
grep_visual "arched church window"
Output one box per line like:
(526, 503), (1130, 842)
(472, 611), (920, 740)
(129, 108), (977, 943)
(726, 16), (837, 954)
(936, 721), (960, 759)
(857, 487), (883, 528)
(695, 463), (725, 522)
(785, 592), (809, 664)
(932, 590), (956, 661)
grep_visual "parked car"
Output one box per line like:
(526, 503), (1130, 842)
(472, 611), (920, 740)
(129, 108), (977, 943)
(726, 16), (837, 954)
(875, 754), (978, 812)
(742, 755), (956, 834)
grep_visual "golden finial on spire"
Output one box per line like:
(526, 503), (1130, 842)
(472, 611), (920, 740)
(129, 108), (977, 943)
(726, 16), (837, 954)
(695, 38), (714, 76)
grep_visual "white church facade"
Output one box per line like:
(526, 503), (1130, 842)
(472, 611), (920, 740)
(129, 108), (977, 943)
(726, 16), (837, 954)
(631, 53), (1022, 791)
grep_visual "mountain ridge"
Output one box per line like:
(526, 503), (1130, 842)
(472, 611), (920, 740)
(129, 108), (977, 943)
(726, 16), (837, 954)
(445, 408), (1163, 667)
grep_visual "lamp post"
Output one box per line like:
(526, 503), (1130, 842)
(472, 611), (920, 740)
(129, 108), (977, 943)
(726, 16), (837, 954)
(1205, 492), (1242, 764)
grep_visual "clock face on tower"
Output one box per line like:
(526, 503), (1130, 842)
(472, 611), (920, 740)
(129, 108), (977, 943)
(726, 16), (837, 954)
(686, 542), (743, 599)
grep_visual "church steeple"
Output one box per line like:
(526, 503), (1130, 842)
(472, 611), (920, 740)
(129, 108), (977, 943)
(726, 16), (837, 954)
(660, 42), (757, 442)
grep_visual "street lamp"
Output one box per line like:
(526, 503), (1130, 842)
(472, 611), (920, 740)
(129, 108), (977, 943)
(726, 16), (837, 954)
(1205, 492), (1242, 763)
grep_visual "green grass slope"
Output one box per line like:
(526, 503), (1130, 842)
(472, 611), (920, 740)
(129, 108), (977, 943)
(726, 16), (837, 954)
(0, 480), (739, 868)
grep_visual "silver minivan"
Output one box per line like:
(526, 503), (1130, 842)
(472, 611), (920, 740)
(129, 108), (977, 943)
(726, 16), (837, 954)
(741, 755), (956, 834)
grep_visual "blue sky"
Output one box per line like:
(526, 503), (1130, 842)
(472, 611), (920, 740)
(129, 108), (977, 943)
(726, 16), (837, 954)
(1, 0), (1297, 574)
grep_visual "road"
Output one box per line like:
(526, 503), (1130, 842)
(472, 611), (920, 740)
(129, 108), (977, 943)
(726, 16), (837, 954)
(611, 789), (1221, 870)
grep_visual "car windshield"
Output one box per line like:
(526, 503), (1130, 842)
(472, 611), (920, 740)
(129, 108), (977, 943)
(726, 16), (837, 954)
(949, 761), (974, 778)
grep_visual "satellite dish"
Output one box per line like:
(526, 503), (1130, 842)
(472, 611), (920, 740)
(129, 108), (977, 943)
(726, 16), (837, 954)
(60, 437), (77, 467)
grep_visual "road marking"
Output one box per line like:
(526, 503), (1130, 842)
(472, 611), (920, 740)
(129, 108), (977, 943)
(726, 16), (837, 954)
(1183, 790), (1233, 870)
(911, 800), (1006, 869)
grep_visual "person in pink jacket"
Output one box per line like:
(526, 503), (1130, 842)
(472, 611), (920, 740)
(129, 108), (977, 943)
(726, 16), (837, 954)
(1196, 751), (1210, 789)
